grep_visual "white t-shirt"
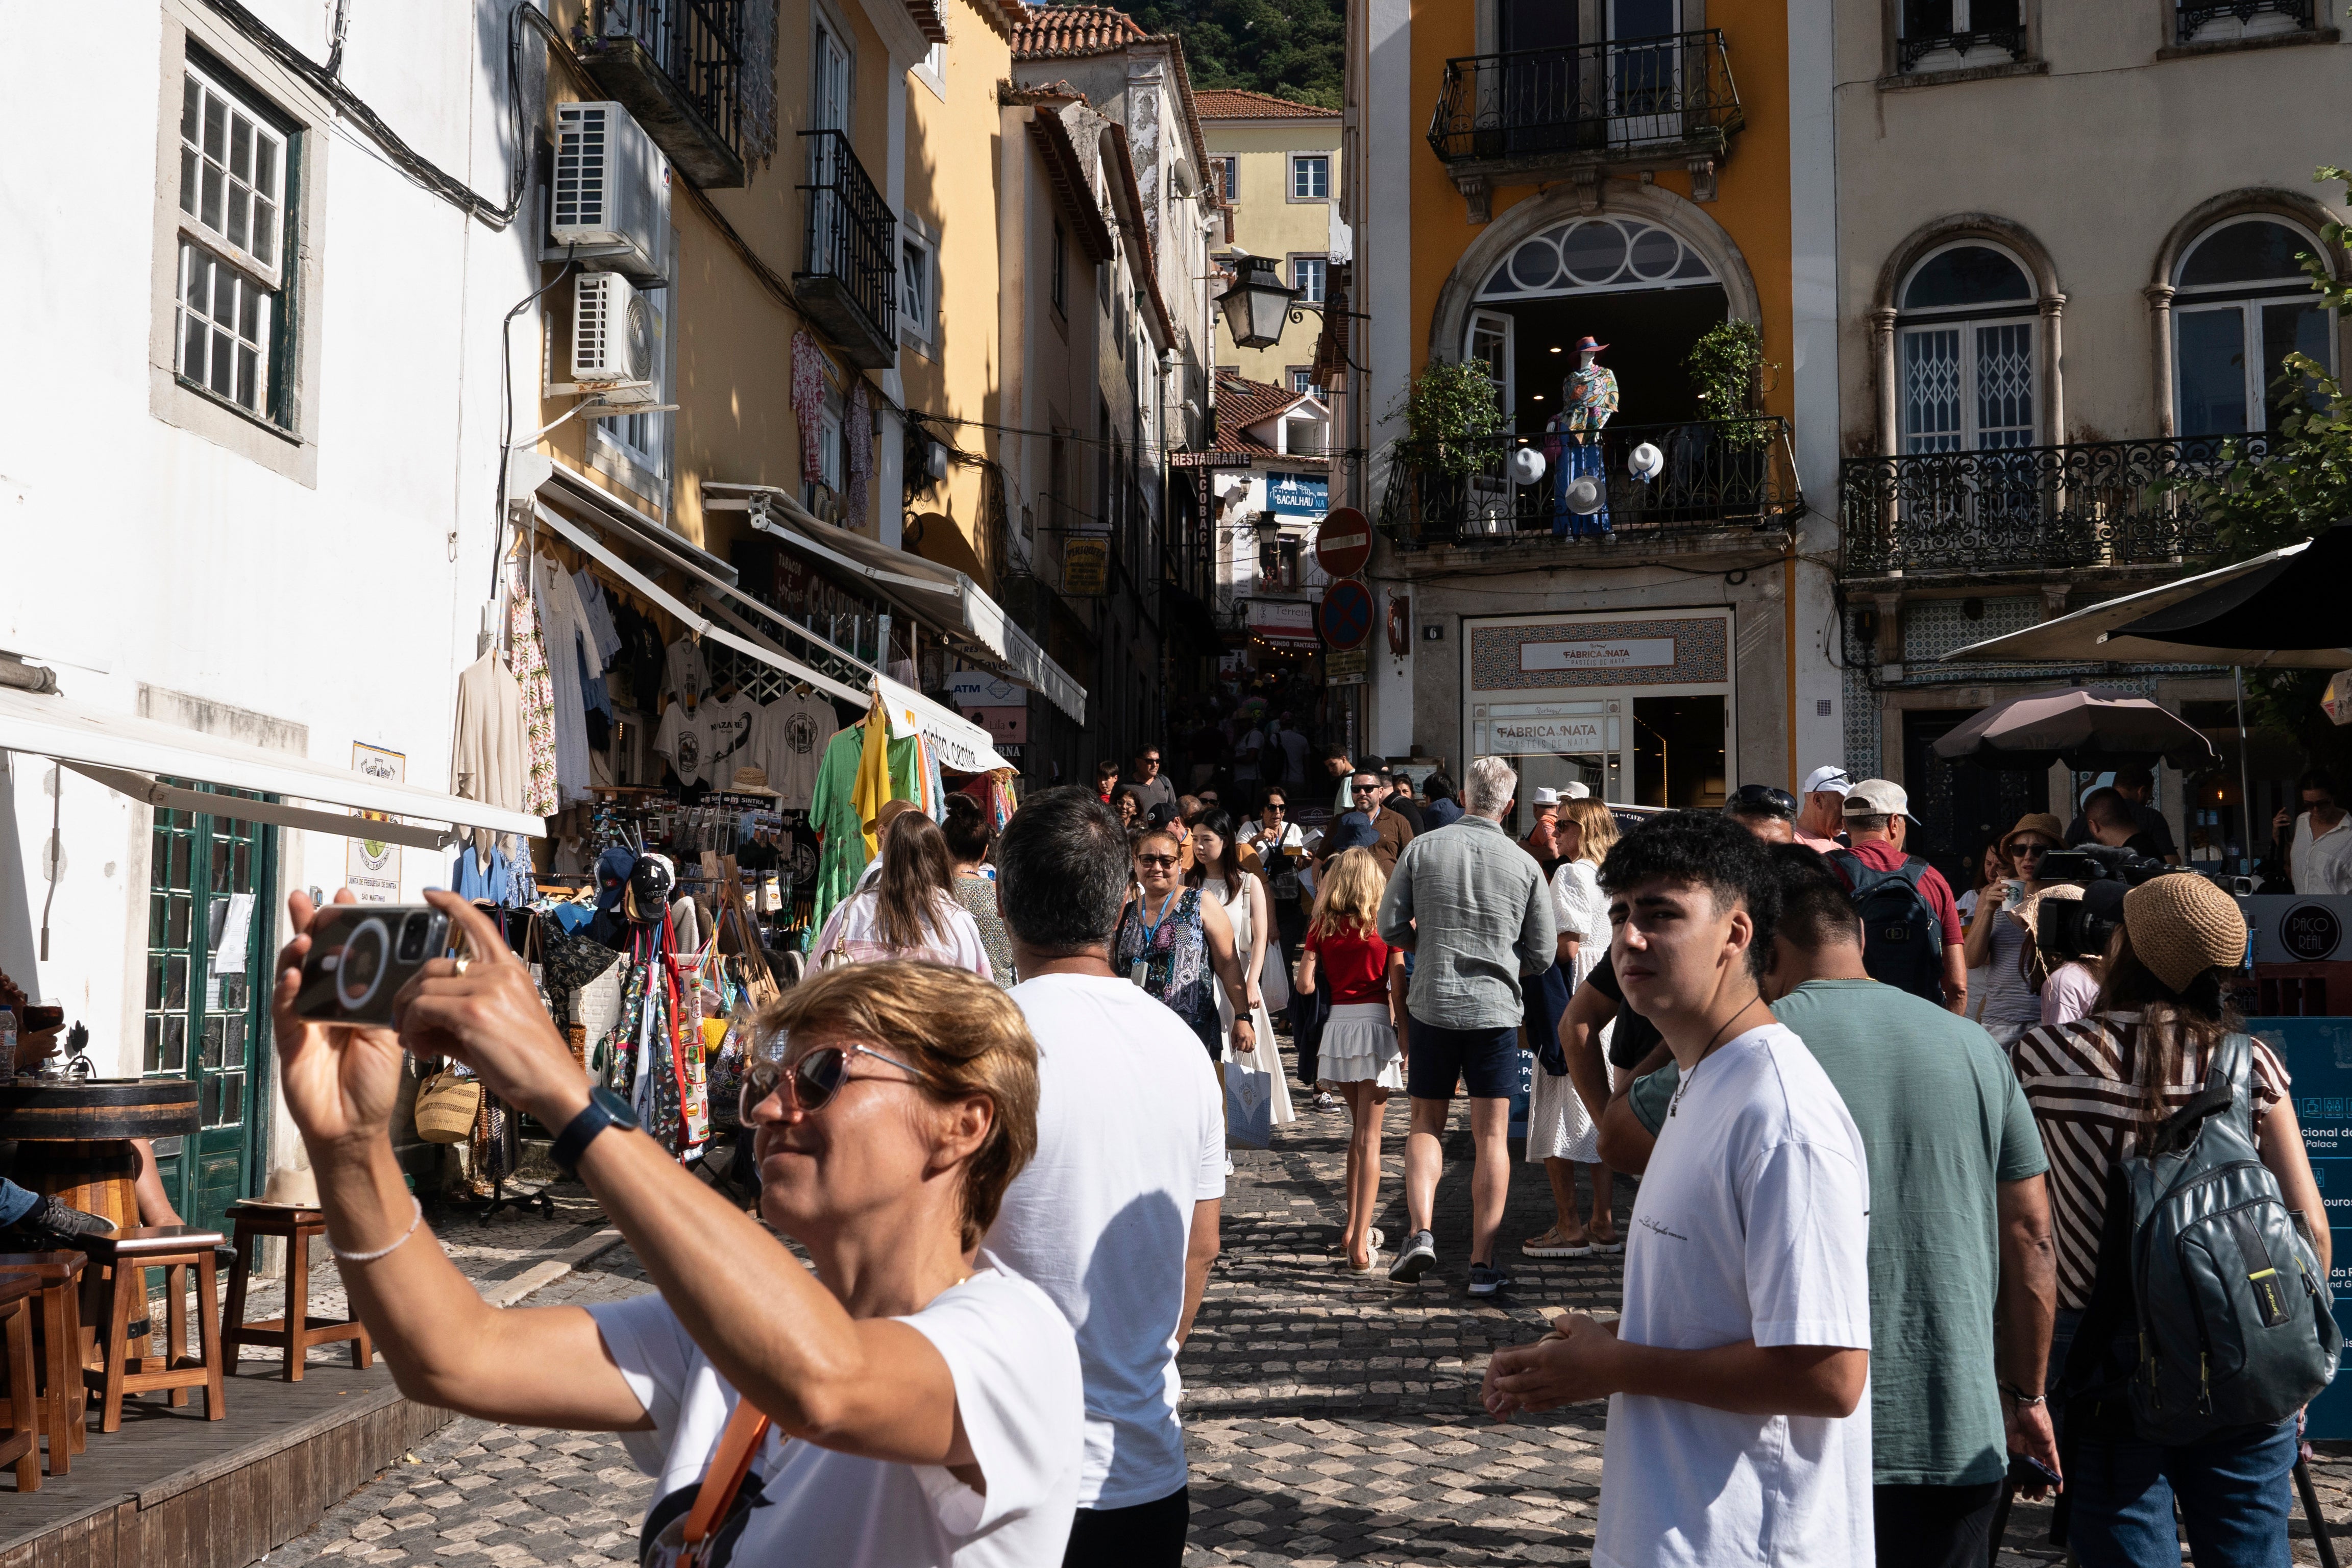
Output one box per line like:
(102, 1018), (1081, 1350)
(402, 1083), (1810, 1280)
(985, 974), (1227, 1509)
(655, 695), (758, 789)
(590, 1261), (1082, 1568)
(753, 692), (838, 809)
(1597, 1022), (1874, 1568)
(664, 638), (709, 709)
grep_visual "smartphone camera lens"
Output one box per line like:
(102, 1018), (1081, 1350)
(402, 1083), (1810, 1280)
(397, 913), (432, 964)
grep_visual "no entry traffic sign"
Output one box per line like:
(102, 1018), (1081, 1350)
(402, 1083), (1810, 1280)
(1315, 507), (1373, 578)
(1320, 579), (1375, 649)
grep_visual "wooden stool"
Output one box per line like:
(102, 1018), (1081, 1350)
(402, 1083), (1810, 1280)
(80, 1226), (224, 1431)
(0, 1276), (41, 1490)
(0, 1252), (86, 1474)
(220, 1204), (371, 1381)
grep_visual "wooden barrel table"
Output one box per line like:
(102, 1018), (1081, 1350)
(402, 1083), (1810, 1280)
(0, 1079), (199, 1230)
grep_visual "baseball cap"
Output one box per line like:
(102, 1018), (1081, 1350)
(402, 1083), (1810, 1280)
(1842, 779), (1916, 821)
(1802, 765), (1854, 798)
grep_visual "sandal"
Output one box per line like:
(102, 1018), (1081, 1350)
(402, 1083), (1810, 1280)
(1344, 1246), (1385, 1276)
(1523, 1229), (1594, 1258)
(1588, 1225), (1624, 1255)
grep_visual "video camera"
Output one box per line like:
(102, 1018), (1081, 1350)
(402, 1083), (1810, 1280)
(2031, 845), (2182, 963)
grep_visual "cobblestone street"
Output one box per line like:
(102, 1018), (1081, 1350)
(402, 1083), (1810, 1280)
(275, 1098), (2352, 1566)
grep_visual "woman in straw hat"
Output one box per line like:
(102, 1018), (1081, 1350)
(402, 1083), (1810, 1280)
(1965, 812), (2065, 1045)
(2009, 874), (2327, 1563)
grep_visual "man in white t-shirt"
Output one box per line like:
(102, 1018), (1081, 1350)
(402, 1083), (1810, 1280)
(984, 788), (1225, 1567)
(2277, 766), (2352, 894)
(1482, 811), (1874, 1568)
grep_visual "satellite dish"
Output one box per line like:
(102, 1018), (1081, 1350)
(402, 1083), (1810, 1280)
(1509, 446), (1547, 485)
(1628, 442), (1664, 481)
(1564, 476), (1604, 514)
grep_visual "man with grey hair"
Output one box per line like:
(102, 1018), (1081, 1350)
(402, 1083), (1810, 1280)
(1377, 755), (1557, 1293)
(987, 787), (1224, 1565)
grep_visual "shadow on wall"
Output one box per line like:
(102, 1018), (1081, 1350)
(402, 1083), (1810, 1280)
(0, 756), (46, 1000)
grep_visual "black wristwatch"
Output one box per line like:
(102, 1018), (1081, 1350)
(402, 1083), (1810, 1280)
(553, 1085), (641, 1177)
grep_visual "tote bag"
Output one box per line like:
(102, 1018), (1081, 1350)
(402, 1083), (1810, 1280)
(1225, 1056), (1273, 1150)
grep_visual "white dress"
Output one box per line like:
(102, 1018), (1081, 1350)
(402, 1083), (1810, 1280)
(1525, 859), (1603, 1164)
(1203, 875), (1296, 1125)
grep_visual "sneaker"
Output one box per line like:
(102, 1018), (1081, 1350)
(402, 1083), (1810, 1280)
(1312, 1091), (1342, 1113)
(1467, 1261), (1515, 1296)
(6, 1195), (115, 1245)
(1388, 1229), (1436, 1283)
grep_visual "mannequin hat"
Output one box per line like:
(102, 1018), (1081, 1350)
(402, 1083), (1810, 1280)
(1573, 335), (1609, 354)
(2122, 874), (2248, 993)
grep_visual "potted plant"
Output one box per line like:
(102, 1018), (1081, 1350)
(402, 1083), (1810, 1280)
(1388, 359), (1504, 538)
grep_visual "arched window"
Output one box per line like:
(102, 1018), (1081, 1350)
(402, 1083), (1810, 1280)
(2172, 217), (2335, 437)
(1476, 216), (1718, 302)
(1896, 242), (2037, 452)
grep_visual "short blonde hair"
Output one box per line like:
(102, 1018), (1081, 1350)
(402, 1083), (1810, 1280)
(756, 961), (1039, 1250)
(1309, 846), (1385, 939)
(1560, 798), (1618, 865)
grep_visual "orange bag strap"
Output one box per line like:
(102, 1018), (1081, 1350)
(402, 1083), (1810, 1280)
(681, 1399), (772, 1559)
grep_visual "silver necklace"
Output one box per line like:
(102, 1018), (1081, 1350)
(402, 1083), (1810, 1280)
(1669, 1000), (1766, 1118)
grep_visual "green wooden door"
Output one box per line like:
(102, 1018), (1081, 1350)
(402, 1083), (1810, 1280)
(142, 790), (275, 1233)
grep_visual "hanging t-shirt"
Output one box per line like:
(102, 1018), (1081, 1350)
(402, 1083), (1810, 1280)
(1596, 1021), (1874, 1568)
(590, 1263), (1083, 1568)
(663, 638), (709, 711)
(755, 691), (838, 809)
(655, 694), (758, 789)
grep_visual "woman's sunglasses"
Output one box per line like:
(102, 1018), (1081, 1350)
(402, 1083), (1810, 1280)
(2006, 841), (2053, 860)
(1135, 853), (1180, 869)
(740, 1043), (933, 1116)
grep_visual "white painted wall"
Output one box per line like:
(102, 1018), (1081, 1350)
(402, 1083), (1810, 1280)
(0, 2), (541, 1182)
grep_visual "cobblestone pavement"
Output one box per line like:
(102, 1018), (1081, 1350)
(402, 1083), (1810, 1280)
(274, 1098), (2352, 1565)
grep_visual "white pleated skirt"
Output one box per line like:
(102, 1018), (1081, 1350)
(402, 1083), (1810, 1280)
(1317, 1002), (1406, 1091)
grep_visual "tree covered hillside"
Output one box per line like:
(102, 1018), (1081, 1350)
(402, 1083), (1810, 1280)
(1113, 0), (1343, 109)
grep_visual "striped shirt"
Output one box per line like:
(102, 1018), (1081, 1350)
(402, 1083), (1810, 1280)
(2008, 1011), (2289, 1310)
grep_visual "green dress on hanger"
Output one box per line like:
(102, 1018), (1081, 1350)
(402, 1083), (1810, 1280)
(805, 721), (924, 941)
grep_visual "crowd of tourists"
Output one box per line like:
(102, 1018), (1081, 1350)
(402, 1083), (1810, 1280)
(250, 736), (2343, 1567)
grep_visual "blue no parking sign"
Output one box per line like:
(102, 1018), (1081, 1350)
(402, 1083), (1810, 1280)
(1319, 580), (1373, 649)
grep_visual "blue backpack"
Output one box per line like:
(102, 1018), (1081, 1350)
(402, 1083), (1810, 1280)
(1827, 850), (1945, 1003)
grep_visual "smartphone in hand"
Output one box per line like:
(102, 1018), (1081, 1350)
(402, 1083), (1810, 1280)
(292, 905), (453, 1027)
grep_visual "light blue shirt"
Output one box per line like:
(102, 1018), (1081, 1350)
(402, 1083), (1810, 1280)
(1376, 815), (1555, 1030)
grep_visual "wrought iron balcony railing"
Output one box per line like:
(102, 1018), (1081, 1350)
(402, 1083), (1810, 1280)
(795, 129), (898, 369)
(585, 0), (775, 188)
(2176, 0), (2314, 41)
(1380, 419), (1799, 549)
(1427, 31), (1742, 170)
(1836, 435), (2247, 579)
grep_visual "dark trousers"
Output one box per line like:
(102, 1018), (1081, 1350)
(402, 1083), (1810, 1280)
(1873, 1480), (2004, 1568)
(1062, 1485), (1189, 1568)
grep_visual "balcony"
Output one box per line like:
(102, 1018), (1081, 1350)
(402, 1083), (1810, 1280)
(1427, 31), (1743, 215)
(1380, 419), (1799, 550)
(582, 0), (772, 188)
(795, 129), (898, 369)
(1836, 436), (2243, 582)
(2174, 0), (2318, 43)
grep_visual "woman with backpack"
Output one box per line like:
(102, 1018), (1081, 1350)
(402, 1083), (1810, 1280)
(2009, 874), (2331, 1566)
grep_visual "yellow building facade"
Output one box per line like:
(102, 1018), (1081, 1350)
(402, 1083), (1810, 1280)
(1199, 89), (1342, 394)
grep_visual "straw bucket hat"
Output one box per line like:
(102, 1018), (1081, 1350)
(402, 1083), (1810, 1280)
(2122, 874), (2248, 992)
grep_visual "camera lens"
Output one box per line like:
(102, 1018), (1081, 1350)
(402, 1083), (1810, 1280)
(397, 913), (432, 963)
(334, 918), (391, 1012)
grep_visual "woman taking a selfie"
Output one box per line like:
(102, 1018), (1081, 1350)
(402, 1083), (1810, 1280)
(271, 892), (1081, 1566)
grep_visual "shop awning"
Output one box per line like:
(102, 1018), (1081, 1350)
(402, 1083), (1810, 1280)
(533, 503), (1012, 775)
(704, 482), (1089, 726)
(0, 684), (545, 851)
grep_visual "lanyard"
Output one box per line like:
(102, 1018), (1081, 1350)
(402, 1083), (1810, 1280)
(1139, 886), (1183, 949)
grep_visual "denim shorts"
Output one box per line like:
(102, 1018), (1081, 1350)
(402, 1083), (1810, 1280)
(1406, 1017), (1522, 1101)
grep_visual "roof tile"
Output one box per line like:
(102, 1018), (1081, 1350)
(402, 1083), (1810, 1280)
(1011, 4), (1150, 57)
(1195, 88), (1338, 119)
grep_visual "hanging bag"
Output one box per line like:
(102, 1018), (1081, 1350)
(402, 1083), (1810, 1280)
(413, 1070), (484, 1143)
(1224, 1051), (1275, 1150)
(639, 1399), (774, 1568)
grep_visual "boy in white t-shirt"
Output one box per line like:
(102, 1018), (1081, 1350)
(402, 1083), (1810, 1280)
(1483, 812), (1874, 1568)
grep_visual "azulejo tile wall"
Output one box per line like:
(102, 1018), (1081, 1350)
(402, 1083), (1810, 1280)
(1468, 616), (1729, 692)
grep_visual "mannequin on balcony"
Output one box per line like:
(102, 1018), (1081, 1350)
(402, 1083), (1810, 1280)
(1544, 336), (1619, 539)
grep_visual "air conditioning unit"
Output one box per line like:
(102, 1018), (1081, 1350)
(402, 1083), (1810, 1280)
(547, 101), (668, 284)
(571, 272), (660, 403)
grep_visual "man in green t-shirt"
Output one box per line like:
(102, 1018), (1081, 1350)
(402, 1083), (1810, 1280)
(1599, 844), (2061, 1568)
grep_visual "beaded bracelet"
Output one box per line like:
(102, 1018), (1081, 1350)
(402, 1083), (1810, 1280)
(329, 1196), (424, 1265)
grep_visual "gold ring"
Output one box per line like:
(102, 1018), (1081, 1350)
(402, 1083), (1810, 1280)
(451, 954), (472, 977)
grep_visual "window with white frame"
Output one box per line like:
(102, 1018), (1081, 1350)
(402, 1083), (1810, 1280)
(1290, 366), (1315, 395)
(1894, 242), (2037, 452)
(805, 395), (844, 516)
(2173, 217), (2335, 436)
(174, 56), (292, 424)
(1291, 255), (1328, 304)
(914, 37), (947, 97)
(594, 276), (669, 484)
(900, 227), (937, 349)
(1291, 154), (1330, 201)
